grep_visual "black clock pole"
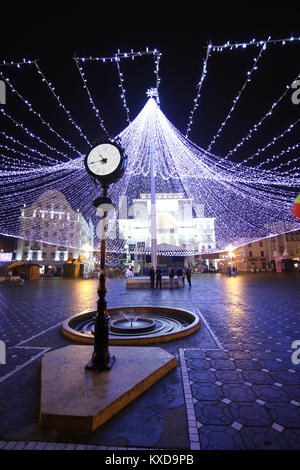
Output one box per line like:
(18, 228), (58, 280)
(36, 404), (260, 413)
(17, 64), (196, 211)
(84, 139), (126, 370)
(86, 183), (116, 370)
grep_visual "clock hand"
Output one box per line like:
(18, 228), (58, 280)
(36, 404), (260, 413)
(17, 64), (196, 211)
(98, 153), (108, 163)
(90, 158), (107, 164)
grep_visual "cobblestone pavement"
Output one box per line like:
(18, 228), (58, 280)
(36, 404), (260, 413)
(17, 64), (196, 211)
(0, 272), (300, 450)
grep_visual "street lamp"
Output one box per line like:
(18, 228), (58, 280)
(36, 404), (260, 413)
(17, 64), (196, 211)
(226, 244), (236, 275)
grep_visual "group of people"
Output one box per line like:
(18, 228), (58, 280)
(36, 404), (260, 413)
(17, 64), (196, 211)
(227, 266), (237, 277)
(125, 263), (193, 290)
(125, 265), (135, 278)
(7, 270), (25, 286)
(149, 265), (192, 290)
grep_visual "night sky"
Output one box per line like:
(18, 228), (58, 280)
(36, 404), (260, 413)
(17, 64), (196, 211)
(0, 13), (299, 251)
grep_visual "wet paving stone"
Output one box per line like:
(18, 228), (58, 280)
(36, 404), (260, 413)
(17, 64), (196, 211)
(221, 383), (257, 402)
(239, 426), (297, 450)
(228, 401), (273, 427)
(278, 385), (300, 402)
(226, 351), (253, 360)
(209, 359), (237, 370)
(194, 400), (234, 426)
(187, 359), (212, 370)
(188, 370), (216, 383)
(184, 350), (207, 360)
(252, 384), (291, 402)
(258, 359), (293, 371)
(214, 369), (245, 384)
(268, 371), (300, 385)
(199, 425), (246, 450)
(267, 402), (300, 428)
(233, 359), (263, 371)
(192, 383), (224, 401)
(203, 350), (230, 359)
(221, 343), (245, 351)
(241, 370), (274, 385)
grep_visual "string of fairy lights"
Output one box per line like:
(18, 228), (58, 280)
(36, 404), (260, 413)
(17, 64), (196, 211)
(73, 56), (109, 137)
(0, 107), (73, 161)
(34, 61), (92, 148)
(0, 40), (299, 256)
(74, 48), (162, 132)
(0, 70), (82, 158)
(186, 35), (300, 166)
(225, 73), (300, 161)
(115, 57), (131, 124)
(206, 41), (269, 152)
(185, 46), (211, 139)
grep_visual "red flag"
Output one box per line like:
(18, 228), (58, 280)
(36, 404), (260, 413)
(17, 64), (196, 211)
(291, 193), (300, 219)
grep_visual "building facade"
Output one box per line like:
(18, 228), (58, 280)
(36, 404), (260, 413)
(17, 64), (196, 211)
(229, 230), (300, 272)
(118, 192), (216, 272)
(14, 190), (94, 275)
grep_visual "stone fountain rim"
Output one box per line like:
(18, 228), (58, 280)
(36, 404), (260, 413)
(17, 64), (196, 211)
(62, 305), (201, 345)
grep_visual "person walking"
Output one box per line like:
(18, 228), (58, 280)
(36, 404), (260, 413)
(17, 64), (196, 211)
(149, 266), (155, 290)
(169, 265), (175, 289)
(176, 267), (183, 287)
(125, 265), (134, 278)
(186, 265), (192, 287)
(155, 266), (162, 289)
(20, 271), (25, 287)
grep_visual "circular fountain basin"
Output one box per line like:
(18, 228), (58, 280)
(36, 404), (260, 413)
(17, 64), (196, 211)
(62, 306), (200, 345)
(110, 317), (156, 334)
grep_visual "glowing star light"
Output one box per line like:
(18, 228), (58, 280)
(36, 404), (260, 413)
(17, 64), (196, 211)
(146, 88), (158, 99)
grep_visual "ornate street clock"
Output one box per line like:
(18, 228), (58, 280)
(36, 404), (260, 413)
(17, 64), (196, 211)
(84, 140), (127, 186)
(84, 139), (127, 371)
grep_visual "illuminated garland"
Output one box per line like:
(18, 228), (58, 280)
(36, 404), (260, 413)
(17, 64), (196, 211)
(234, 117), (300, 169)
(0, 131), (64, 165)
(115, 57), (130, 124)
(185, 46), (211, 138)
(0, 70), (82, 157)
(0, 58), (36, 67)
(74, 48), (162, 132)
(206, 42), (268, 152)
(73, 56), (109, 137)
(186, 36), (300, 163)
(0, 108), (74, 161)
(225, 74), (300, 161)
(34, 61), (92, 147)
(209, 36), (300, 51)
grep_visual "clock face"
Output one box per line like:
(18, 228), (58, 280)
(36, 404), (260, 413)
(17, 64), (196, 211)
(86, 143), (121, 177)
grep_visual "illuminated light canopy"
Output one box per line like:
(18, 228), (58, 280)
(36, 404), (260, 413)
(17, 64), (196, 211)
(0, 42), (299, 256)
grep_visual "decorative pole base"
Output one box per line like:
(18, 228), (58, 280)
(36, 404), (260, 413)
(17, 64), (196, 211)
(85, 186), (116, 372)
(39, 345), (177, 432)
(85, 354), (116, 371)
